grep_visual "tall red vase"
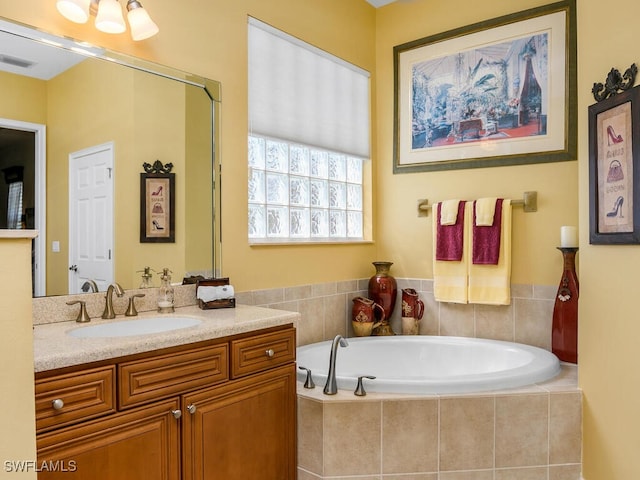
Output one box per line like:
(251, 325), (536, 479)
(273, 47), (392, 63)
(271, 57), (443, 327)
(368, 261), (397, 335)
(551, 247), (579, 363)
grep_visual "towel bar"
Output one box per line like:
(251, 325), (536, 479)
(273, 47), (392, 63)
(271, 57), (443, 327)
(417, 191), (537, 217)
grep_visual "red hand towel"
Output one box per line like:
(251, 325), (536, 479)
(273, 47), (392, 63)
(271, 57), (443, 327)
(435, 201), (466, 261)
(472, 198), (503, 265)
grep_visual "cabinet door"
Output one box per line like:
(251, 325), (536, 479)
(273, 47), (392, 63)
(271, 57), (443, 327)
(37, 398), (180, 480)
(182, 364), (296, 480)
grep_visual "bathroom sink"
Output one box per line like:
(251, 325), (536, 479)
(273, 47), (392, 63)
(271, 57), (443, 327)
(68, 316), (203, 338)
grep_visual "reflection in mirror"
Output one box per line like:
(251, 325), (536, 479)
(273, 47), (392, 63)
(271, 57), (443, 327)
(0, 18), (221, 297)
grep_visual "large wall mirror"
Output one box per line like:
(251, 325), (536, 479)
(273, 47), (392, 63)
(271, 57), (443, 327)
(0, 18), (221, 297)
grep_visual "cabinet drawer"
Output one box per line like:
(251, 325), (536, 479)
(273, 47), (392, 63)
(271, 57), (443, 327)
(35, 366), (115, 432)
(119, 343), (228, 409)
(231, 328), (295, 378)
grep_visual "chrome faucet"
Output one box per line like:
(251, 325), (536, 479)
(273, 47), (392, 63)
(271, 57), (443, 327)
(81, 280), (99, 293)
(323, 335), (349, 395)
(102, 283), (124, 319)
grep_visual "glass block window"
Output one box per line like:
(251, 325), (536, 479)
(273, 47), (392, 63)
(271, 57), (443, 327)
(248, 135), (364, 242)
(248, 18), (370, 244)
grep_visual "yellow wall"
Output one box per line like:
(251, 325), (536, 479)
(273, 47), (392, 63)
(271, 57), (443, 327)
(1, 0), (639, 478)
(0, 235), (37, 480)
(576, 1), (640, 478)
(0, 72), (47, 124)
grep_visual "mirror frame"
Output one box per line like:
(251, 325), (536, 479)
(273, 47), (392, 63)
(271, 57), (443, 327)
(0, 16), (222, 295)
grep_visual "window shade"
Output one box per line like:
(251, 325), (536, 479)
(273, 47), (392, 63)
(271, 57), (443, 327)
(248, 17), (371, 159)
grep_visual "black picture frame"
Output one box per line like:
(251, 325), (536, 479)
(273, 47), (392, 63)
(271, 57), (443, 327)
(589, 85), (640, 244)
(393, 0), (577, 173)
(140, 172), (175, 243)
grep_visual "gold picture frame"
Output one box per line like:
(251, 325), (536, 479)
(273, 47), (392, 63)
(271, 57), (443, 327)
(393, 0), (576, 173)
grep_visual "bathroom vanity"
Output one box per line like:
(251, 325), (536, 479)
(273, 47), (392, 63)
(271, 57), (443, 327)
(32, 305), (298, 480)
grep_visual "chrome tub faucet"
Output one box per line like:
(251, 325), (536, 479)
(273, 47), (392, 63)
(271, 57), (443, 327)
(323, 335), (349, 395)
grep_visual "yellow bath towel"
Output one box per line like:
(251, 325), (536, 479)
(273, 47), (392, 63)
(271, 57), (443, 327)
(468, 199), (512, 305)
(440, 199), (461, 225)
(433, 201), (470, 304)
(475, 197), (498, 226)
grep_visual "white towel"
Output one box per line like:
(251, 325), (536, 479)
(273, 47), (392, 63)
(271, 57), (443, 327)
(440, 199), (461, 225)
(197, 285), (235, 302)
(475, 197), (498, 226)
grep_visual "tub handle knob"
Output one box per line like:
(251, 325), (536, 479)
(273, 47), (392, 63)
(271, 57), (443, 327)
(298, 366), (315, 389)
(354, 375), (376, 397)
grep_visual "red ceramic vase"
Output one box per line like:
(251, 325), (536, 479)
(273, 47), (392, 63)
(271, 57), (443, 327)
(368, 261), (397, 325)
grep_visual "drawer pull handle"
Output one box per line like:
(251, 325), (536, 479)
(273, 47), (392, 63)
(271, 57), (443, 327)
(265, 348), (275, 358)
(187, 404), (197, 414)
(52, 399), (64, 410)
(171, 409), (182, 419)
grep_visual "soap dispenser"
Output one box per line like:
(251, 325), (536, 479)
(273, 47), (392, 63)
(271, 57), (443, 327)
(137, 267), (155, 289)
(157, 268), (175, 313)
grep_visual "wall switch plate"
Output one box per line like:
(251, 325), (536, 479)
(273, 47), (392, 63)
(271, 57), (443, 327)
(52, 241), (60, 252)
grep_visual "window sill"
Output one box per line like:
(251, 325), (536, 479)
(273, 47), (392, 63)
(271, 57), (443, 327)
(249, 238), (373, 246)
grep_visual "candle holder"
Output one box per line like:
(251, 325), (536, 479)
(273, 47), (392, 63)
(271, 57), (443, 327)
(551, 247), (579, 363)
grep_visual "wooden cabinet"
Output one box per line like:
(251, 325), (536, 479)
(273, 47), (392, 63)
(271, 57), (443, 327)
(119, 343), (228, 409)
(182, 364), (296, 480)
(35, 325), (296, 480)
(37, 398), (181, 480)
(35, 366), (115, 432)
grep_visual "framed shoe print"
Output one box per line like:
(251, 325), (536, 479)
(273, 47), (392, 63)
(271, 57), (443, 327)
(140, 161), (175, 243)
(589, 82), (640, 244)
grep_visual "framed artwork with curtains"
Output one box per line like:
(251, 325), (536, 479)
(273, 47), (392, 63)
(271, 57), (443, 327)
(392, 0), (577, 173)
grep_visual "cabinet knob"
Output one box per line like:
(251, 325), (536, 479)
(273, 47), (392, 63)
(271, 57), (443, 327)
(187, 404), (197, 414)
(52, 398), (64, 410)
(265, 348), (275, 358)
(171, 409), (182, 419)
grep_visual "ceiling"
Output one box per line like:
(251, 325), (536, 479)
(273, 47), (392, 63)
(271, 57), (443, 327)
(366, 0), (399, 7)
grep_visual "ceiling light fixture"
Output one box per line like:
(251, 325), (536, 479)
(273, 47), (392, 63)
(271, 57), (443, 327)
(56, 0), (158, 41)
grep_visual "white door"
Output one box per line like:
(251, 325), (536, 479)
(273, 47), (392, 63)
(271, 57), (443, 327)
(68, 142), (114, 294)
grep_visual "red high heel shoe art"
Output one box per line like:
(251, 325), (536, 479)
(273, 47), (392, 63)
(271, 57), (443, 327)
(151, 185), (163, 196)
(607, 125), (623, 146)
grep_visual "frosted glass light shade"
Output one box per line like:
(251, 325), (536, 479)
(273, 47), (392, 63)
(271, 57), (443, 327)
(95, 0), (126, 34)
(56, 0), (91, 23)
(127, 6), (159, 41)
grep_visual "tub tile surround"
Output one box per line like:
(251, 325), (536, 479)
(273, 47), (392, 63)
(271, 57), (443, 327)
(297, 365), (581, 479)
(238, 277), (557, 351)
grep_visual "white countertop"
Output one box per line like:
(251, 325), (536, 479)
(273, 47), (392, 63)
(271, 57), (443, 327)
(33, 304), (298, 372)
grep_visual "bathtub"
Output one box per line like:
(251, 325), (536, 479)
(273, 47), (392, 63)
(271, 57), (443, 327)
(296, 336), (561, 394)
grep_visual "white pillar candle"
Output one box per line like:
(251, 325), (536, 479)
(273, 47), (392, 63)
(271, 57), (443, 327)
(560, 226), (578, 248)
